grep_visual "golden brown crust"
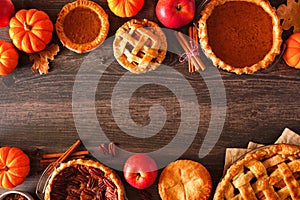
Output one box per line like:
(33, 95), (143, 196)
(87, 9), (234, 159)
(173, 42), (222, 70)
(55, 0), (109, 53)
(198, 0), (282, 74)
(158, 160), (212, 200)
(113, 19), (167, 74)
(214, 144), (300, 200)
(44, 159), (125, 200)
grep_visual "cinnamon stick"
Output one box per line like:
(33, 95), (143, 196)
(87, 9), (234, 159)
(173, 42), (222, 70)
(42, 150), (89, 159)
(40, 155), (85, 165)
(175, 31), (206, 71)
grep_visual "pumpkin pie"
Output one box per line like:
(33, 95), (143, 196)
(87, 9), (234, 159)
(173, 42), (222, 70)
(55, 0), (109, 53)
(214, 144), (300, 200)
(198, 0), (282, 74)
(113, 19), (167, 74)
(44, 159), (125, 200)
(158, 160), (212, 200)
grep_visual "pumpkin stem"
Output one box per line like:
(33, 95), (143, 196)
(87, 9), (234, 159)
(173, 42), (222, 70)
(0, 166), (8, 172)
(24, 22), (31, 31)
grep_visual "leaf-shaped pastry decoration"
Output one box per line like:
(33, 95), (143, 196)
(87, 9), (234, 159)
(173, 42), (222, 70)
(277, 0), (300, 33)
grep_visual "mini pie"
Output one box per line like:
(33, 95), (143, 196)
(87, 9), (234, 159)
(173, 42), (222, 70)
(55, 0), (109, 53)
(214, 144), (300, 200)
(44, 159), (125, 200)
(113, 19), (167, 74)
(198, 0), (282, 74)
(158, 159), (212, 200)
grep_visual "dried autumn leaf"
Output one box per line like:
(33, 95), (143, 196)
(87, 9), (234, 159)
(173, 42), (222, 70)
(29, 44), (60, 74)
(277, 0), (300, 33)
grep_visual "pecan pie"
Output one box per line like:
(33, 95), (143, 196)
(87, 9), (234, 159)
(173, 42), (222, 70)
(55, 0), (109, 53)
(214, 144), (300, 200)
(158, 160), (212, 200)
(113, 19), (167, 74)
(198, 0), (282, 74)
(44, 159), (125, 200)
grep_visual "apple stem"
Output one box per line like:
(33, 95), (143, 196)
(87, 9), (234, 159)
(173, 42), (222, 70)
(136, 173), (141, 181)
(24, 22), (31, 31)
(176, 4), (182, 11)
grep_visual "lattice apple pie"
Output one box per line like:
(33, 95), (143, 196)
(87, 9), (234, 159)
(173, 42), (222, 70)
(214, 144), (300, 200)
(113, 19), (167, 74)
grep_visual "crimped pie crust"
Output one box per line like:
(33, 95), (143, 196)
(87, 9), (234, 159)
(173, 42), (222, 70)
(44, 159), (125, 200)
(198, 0), (282, 74)
(55, 0), (109, 53)
(113, 19), (167, 74)
(214, 144), (300, 200)
(158, 159), (212, 200)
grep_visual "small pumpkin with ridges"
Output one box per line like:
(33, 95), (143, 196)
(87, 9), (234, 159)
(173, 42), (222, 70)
(0, 40), (19, 75)
(284, 32), (300, 69)
(9, 9), (53, 53)
(0, 146), (30, 189)
(107, 0), (144, 18)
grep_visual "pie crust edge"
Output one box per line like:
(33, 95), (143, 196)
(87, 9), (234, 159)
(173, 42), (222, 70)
(44, 159), (125, 200)
(198, 0), (282, 74)
(55, 0), (109, 54)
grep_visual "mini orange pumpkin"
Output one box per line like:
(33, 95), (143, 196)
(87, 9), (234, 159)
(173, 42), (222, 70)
(9, 9), (53, 53)
(0, 40), (19, 75)
(107, 0), (144, 18)
(0, 146), (30, 189)
(284, 32), (300, 69)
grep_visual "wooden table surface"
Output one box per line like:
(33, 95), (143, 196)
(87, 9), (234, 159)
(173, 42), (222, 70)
(0, 0), (299, 199)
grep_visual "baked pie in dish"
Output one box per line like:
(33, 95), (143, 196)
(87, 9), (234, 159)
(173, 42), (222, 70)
(158, 160), (212, 200)
(113, 19), (167, 74)
(44, 159), (125, 200)
(214, 144), (300, 200)
(198, 0), (282, 74)
(55, 0), (109, 53)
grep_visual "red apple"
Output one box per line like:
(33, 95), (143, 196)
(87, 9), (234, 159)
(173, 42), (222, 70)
(0, 0), (15, 28)
(156, 0), (195, 29)
(123, 154), (158, 190)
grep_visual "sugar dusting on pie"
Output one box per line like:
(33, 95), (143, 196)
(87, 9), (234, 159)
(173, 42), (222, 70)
(44, 159), (125, 200)
(55, 0), (109, 53)
(113, 19), (167, 74)
(214, 144), (300, 199)
(158, 160), (212, 200)
(199, 0), (282, 74)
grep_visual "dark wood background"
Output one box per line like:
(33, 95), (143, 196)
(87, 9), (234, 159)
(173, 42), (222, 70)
(0, 0), (299, 199)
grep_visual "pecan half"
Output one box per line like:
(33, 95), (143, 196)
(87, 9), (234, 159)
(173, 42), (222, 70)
(89, 167), (104, 178)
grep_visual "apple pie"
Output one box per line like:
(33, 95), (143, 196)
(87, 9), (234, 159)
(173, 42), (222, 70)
(113, 19), (167, 74)
(55, 0), (109, 53)
(198, 0), (282, 74)
(44, 159), (125, 200)
(214, 144), (300, 199)
(158, 159), (212, 200)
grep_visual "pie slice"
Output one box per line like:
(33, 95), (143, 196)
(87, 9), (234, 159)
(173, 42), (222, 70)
(158, 160), (212, 200)
(214, 144), (300, 200)
(113, 19), (167, 74)
(198, 0), (282, 74)
(44, 159), (125, 200)
(55, 0), (109, 53)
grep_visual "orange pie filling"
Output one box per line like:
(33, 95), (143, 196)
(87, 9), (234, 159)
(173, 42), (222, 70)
(64, 8), (101, 44)
(199, 0), (282, 74)
(206, 1), (273, 68)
